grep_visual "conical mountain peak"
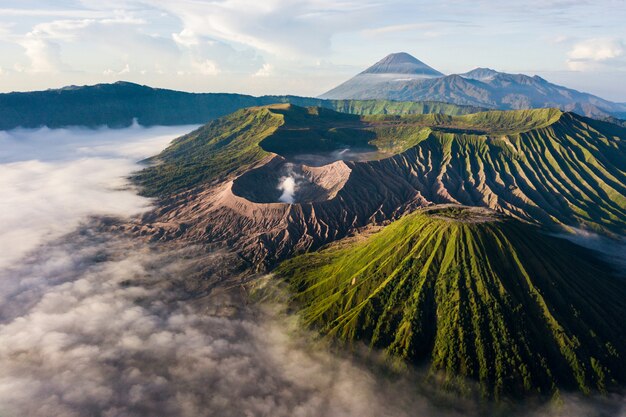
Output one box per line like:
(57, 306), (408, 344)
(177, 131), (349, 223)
(360, 52), (444, 76)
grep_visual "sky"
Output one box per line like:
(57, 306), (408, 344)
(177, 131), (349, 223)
(0, 0), (625, 100)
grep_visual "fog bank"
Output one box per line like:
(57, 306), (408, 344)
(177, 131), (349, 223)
(0, 124), (196, 268)
(0, 230), (449, 417)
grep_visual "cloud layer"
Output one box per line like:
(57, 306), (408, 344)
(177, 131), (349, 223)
(0, 231), (442, 417)
(567, 38), (625, 71)
(0, 124), (195, 269)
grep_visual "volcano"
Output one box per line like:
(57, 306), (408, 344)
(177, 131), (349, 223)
(276, 206), (626, 398)
(131, 103), (626, 398)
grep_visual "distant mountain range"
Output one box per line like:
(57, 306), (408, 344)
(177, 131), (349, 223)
(320, 52), (626, 120)
(0, 81), (482, 130)
(2, 66), (624, 130)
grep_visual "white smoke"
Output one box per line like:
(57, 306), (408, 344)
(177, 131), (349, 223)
(278, 176), (297, 203)
(277, 164), (302, 204)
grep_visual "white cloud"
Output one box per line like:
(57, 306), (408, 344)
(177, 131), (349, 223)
(18, 35), (64, 72)
(362, 22), (439, 36)
(172, 27), (264, 76)
(119, 63), (131, 74)
(104, 63), (131, 75)
(192, 59), (220, 75)
(0, 8), (108, 18)
(253, 62), (273, 77)
(0, 234), (441, 417)
(6, 9), (180, 75)
(172, 28), (200, 48)
(0, 124), (195, 269)
(567, 38), (625, 71)
(149, 0), (381, 57)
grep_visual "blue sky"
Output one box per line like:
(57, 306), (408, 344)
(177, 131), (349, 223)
(0, 0), (625, 100)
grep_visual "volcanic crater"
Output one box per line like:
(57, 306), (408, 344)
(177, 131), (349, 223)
(231, 157), (352, 204)
(133, 104), (626, 268)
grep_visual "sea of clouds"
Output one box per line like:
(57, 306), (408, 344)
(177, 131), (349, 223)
(0, 125), (623, 417)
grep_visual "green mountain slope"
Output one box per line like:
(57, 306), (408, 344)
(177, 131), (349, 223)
(275, 206), (626, 399)
(133, 106), (283, 196)
(135, 104), (626, 237)
(0, 81), (482, 130)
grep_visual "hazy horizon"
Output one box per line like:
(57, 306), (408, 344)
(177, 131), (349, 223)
(0, 1), (625, 101)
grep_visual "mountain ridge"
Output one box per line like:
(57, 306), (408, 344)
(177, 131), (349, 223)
(132, 104), (626, 270)
(320, 53), (626, 120)
(0, 81), (484, 130)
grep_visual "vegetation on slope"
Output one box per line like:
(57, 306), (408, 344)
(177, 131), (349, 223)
(0, 81), (483, 130)
(135, 104), (626, 236)
(417, 111), (626, 235)
(275, 206), (626, 399)
(133, 106), (283, 196)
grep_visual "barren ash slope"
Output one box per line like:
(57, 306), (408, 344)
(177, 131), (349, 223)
(129, 102), (626, 399)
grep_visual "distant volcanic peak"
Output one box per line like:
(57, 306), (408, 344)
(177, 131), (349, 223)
(360, 52), (444, 77)
(320, 55), (625, 118)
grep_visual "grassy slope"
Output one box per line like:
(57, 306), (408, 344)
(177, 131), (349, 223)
(419, 112), (626, 234)
(133, 106), (284, 196)
(357, 108), (625, 234)
(276, 207), (626, 399)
